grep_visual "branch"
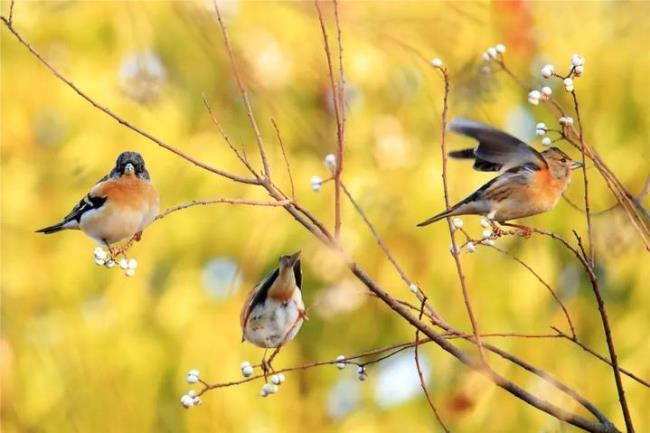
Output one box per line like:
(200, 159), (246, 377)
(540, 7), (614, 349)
(314, 0), (345, 239)
(212, 1), (271, 179)
(432, 64), (486, 362)
(415, 298), (451, 432)
(271, 119), (295, 200)
(0, 18), (259, 186)
(155, 198), (291, 221)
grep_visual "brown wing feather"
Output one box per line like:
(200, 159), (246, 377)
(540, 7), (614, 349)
(449, 118), (547, 171)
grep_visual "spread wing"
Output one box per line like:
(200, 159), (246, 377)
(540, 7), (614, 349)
(448, 118), (547, 172)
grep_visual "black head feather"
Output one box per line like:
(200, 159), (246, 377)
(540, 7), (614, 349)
(110, 151), (150, 180)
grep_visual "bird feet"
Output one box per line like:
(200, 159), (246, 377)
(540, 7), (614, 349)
(106, 232), (143, 260)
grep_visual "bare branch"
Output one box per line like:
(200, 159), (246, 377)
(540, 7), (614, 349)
(0, 18), (259, 186)
(271, 119), (295, 200)
(212, 1), (271, 179)
(155, 198), (291, 221)
(415, 298), (451, 432)
(432, 64), (486, 362)
(314, 0), (344, 239)
(488, 245), (576, 338)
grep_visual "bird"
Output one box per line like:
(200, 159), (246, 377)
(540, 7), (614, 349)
(417, 118), (582, 228)
(240, 251), (306, 359)
(36, 151), (160, 253)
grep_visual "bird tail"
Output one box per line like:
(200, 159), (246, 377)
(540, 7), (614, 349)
(448, 148), (475, 159)
(36, 222), (66, 234)
(416, 209), (457, 227)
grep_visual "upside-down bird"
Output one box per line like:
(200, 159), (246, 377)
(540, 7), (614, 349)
(417, 118), (582, 227)
(240, 251), (306, 354)
(36, 151), (160, 250)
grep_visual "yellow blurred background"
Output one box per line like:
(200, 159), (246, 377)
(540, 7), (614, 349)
(1, 1), (649, 432)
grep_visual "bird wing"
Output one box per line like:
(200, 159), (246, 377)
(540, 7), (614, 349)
(293, 259), (302, 290)
(240, 268), (279, 332)
(449, 118), (548, 172)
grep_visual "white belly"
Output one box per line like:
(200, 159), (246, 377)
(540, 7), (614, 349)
(244, 290), (304, 348)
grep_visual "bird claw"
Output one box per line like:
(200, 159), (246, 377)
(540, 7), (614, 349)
(298, 309), (309, 321)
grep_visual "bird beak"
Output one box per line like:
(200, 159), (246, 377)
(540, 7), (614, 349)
(125, 163), (135, 174)
(569, 160), (583, 170)
(286, 250), (301, 267)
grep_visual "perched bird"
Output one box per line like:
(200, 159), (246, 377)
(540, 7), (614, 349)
(240, 251), (306, 350)
(417, 118), (582, 226)
(36, 151), (160, 249)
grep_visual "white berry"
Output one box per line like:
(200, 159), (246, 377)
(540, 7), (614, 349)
(466, 242), (476, 253)
(310, 176), (323, 192)
(495, 43), (506, 54)
(542, 137), (552, 146)
(541, 64), (555, 78)
(431, 57), (443, 68)
(452, 217), (464, 229)
(335, 355), (346, 370)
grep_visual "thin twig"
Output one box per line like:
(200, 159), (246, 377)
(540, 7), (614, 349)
(314, 0), (344, 239)
(8, 0), (15, 25)
(155, 198), (291, 221)
(553, 327), (650, 388)
(488, 245), (576, 338)
(0, 18), (259, 186)
(213, 1), (271, 179)
(571, 90), (594, 265)
(415, 298), (451, 432)
(433, 65), (486, 363)
(271, 119), (295, 200)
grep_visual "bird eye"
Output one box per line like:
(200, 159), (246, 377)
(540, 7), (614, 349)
(560, 158), (567, 162)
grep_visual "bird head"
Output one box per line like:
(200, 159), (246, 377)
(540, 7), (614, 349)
(279, 251), (301, 270)
(112, 151), (150, 180)
(541, 147), (582, 179)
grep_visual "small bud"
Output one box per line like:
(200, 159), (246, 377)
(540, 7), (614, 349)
(570, 54), (584, 67)
(559, 116), (574, 126)
(528, 90), (541, 105)
(449, 244), (460, 256)
(408, 283), (418, 294)
(482, 229), (493, 239)
(193, 396), (202, 406)
(564, 78), (574, 92)
(187, 390), (197, 398)
(357, 366), (367, 381)
(480, 218), (490, 228)
(482, 52), (491, 62)
(541, 64), (555, 78)
(487, 47), (497, 59)
(186, 374), (198, 384)
(188, 369), (200, 377)
(127, 258), (138, 269)
(241, 361), (253, 378)
(105, 259), (115, 268)
(452, 217), (464, 229)
(310, 176), (323, 192)
(335, 355), (346, 370)
(495, 43), (506, 54)
(180, 394), (194, 408)
(324, 154), (337, 171)
(95, 258), (106, 266)
(466, 242), (476, 253)
(542, 137), (552, 146)
(125, 268), (136, 277)
(271, 374), (282, 386)
(278, 373), (286, 383)
(574, 65), (584, 76)
(119, 258), (129, 270)
(261, 383), (275, 396)
(431, 57), (443, 68)
(94, 247), (107, 260)
(541, 86), (552, 96)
